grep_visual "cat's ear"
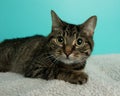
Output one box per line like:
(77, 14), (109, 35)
(82, 16), (97, 36)
(51, 10), (64, 29)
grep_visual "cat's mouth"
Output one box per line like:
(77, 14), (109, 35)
(60, 59), (76, 64)
(53, 54), (87, 65)
(56, 56), (81, 65)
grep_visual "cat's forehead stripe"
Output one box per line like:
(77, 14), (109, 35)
(63, 25), (79, 37)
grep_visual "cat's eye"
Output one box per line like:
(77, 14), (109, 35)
(76, 38), (82, 45)
(57, 36), (64, 43)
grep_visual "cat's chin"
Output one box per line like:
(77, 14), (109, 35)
(59, 59), (80, 65)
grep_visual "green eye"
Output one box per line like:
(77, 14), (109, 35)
(77, 38), (82, 45)
(57, 36), (64, 43)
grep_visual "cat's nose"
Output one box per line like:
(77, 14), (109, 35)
(64, 46), (72, 57)
(65, 51), (71, 57)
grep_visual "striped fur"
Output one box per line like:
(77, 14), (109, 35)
(0, 11), (97, 84)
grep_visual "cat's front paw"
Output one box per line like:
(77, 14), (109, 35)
(69, 72), (88, 84)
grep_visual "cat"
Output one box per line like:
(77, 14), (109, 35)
(0, 10), (97, 84)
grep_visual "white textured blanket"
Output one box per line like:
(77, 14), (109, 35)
(0, 54), (120, 96)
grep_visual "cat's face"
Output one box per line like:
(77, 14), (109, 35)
(47, 11), (97, 64)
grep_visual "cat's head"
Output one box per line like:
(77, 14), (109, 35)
(47, 10), (97, 64)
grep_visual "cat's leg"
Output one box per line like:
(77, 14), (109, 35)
(24, 54), (59, 80)
(24, 63), (88, 84)
(56, 69), (88, 84)
(24, 54), (88, 84)
(24, 64), (56, 80)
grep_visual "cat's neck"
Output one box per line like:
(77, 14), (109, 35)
(56, 60), (86, 71)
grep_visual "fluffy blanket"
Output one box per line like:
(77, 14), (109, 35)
(0, 54), (120, 96)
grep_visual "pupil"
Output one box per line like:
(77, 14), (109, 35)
(58, 36), (63, 42)
(77, 38), (82, 45)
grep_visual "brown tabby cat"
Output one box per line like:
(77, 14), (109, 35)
(0, 10), (97, 84)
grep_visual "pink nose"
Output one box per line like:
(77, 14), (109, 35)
(65, 46), (72, 57)
(65, 51), (71, 56)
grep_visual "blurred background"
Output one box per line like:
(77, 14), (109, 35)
(0, 0), (120, 54)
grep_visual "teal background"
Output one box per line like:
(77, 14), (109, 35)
(0, 0), (120, 54)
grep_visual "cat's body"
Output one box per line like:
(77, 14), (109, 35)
(0, 35), (45, 73)
(0, 11), (97, 84)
